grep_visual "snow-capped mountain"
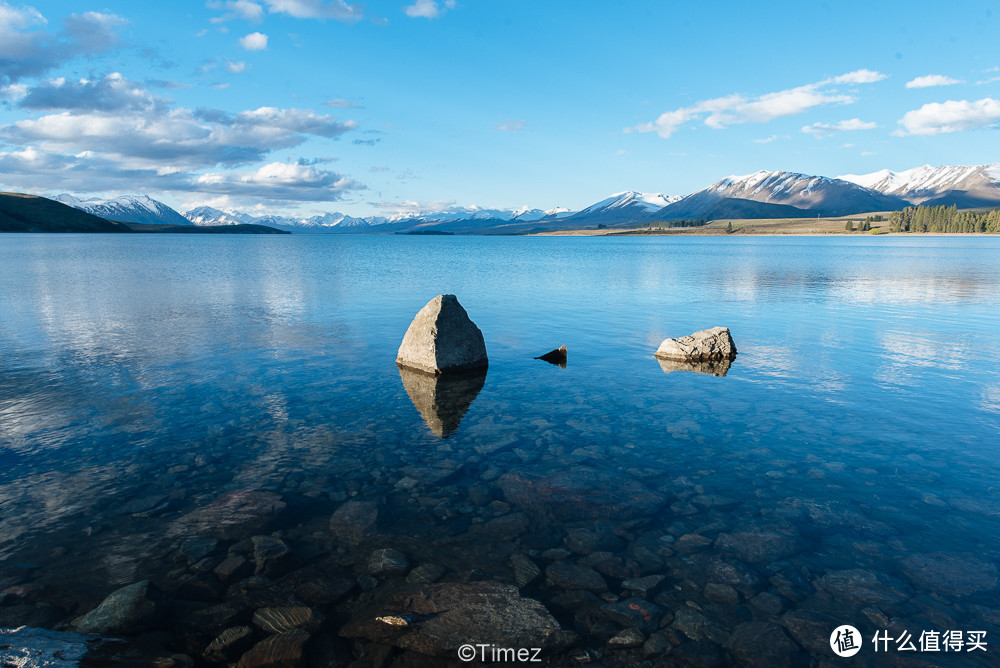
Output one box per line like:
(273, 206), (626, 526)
(185, 205), (257, 226)
(562, 191), (682, 225)
(56, 194), (192, 226)
(658, 170), (907, 220)
(838, 164), (1000, 207)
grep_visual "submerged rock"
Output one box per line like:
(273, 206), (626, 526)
(340, 581), (575, 656)
(498, 467), (668, 521)
(251, 536), (291, 578)
(171, 490), (286, 540)
(329, 500), (378, 547)
(204, 626), (256, 663)
(535, 345), (568, 367)
(367, 548), (410, 577)
(900, 553), (998, 596)
(75, 580), (165, 634)
(237, 628), (310, 668)
(398, 365), (486, 437)
(655, 326), (737, 362)
(396, 294), (488, 375)
(0, 626), (90, 668)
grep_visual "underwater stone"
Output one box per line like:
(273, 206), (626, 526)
(75, 580), (164, 635)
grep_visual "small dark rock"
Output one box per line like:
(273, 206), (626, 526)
(607, 628), (644, 648)
(510, 554), (542, 588)
(75, 580), (165, 635)
(703, 583), (739, 605)
(780, 609), (840, 654)
(252, 607), (324, 634)
(671, 640), (726, 668)
(181, 537), (219, 564)
(715, 529), (805, 564)
(901, 553), (998, 596)
(214, 555), (254, 583)
(813, 569), (906, 607)
(295, 575), (354, 605)
(252, 536), (291, 578)
(237, 627), (310, 668)
(204, 626), (256, 663)
(329, 501), (378, 547)
(406, 563), (446, 585)
(601, 598), (663, 634)
(368, 548), (410, 577)
(565, 526), (626, 555)
(546, 562), (608, 592)
(535, 345), (567, 367)
(748, 591), (785, 615)
(724, 621), (802, 668)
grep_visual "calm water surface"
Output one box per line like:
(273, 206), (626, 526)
(1, 234), (999, 666)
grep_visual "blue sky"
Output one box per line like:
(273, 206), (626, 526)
(0, 0), (998, 217)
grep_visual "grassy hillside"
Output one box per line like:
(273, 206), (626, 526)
(0, 192), (132, 233)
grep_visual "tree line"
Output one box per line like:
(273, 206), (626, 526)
(887, 205), (1000, 233)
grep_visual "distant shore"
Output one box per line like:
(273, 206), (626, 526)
(530, 214), (996, 237)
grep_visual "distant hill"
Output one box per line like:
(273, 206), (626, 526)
(658, 171), (907, 220)
(838, 164), (1000, 208)
(1, 192), (289, 234)
(0, 192), (132, 233)
(56, 194), (193, 226)
(698, 197), (810, 220)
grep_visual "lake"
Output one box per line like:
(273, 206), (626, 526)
(1, 234), (999, 666)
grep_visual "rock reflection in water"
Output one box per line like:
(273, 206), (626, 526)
(656, 356), (733, 376)
(397, 366), (486, 437)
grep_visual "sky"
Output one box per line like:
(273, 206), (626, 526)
(0, 0), (998, 218)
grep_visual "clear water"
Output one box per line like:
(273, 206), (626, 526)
(1, 234), (999, 664)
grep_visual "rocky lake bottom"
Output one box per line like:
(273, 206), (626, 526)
(1, 234), (999, 667)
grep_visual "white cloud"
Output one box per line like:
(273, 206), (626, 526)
(226, 60), (247, 73)
(207, 0), (265, 22)
(239, 31), (268, 50)
(801, 118), (877, 137)
(832, 69), (888, 84)
(0, 82), (27, 101)
(324, 97), (362, 108)
(2, 76), (359, 174)
(896, 97), (1000, 135)
(195, 161), (363, 199)
(263, 0), (363, 21)
(753, 134), (788, 144)
(905, 74), (963, 89)
(405, 0), (442, 18)
(495, 119), (526, 131)
(629, 70), (885, 139)
(0, 4), (127, 84)
(18, 72), (163, 112)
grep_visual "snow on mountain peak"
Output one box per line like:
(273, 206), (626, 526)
(837, 164), (1000, 199)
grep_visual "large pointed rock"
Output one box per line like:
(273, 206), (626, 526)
(396, 295), (488, 375)
(399, 365), (486, 437)
(655, 326), (736, 361)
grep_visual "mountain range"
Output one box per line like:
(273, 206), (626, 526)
(53, 164), (1000, 235)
